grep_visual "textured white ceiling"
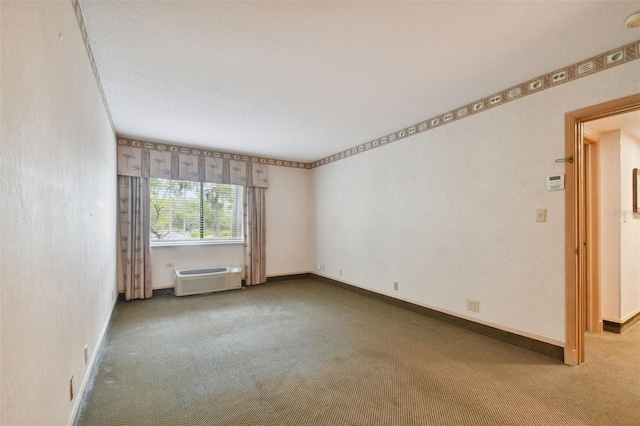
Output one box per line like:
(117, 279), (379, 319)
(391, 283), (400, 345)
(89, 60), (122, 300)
(80, 1), (640, 162)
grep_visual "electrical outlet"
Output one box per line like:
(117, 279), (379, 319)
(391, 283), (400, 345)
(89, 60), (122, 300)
(536, 209), (547, 222)
(467, 299), (480, 313)
(70, 376), (74, 401)
(393, 282), (399, 291)
(84, 345), (89, 365)
(339, 269), (343, 276)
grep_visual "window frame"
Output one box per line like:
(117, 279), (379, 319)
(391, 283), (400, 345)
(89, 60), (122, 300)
(149, 178), (244, 247)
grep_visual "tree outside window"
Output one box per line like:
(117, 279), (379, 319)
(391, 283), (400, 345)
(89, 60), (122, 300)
(150, 178), (243, 243)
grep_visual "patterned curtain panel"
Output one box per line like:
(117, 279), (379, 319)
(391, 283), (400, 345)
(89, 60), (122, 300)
(229, 160), (248, 186)
(251, 163), (269, 187)
(178, 153), (200, 181)
(117, 146), (142, 177)
(116, 144), (268, 289)
(149, 149), (172, 179)
(205, 157), (226, 183)
(244, 187), (266, 285)
(118, 176), (152, 300)
(118, 145), (268, 187)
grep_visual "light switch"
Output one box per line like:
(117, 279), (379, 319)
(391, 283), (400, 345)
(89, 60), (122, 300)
(536, 209), (547, 222)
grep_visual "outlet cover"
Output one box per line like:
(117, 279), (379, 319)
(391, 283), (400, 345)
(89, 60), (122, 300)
(467, 299), (480, 313)
(393, 282), (399, 291)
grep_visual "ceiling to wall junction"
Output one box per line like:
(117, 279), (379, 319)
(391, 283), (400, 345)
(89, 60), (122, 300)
(79, 1), (640, 162)
(585, 110), (640, 142)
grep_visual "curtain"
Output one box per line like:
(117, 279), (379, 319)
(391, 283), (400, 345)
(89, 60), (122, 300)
(118, 176), (152, 300)
(244, 186), (266, 285)
(117, 143), (269, 292)
(119, 145), (269, 187)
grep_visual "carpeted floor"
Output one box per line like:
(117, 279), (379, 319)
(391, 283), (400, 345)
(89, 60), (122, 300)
(75, 278), (640, 426)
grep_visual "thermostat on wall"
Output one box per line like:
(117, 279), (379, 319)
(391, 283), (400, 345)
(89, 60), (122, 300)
(546, 174), (565, 191)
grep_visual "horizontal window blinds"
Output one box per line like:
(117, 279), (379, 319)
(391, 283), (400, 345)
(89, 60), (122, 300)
(149, 178), (243, 243)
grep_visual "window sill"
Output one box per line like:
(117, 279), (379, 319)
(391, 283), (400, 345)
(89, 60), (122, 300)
(150, 240), (244, 248)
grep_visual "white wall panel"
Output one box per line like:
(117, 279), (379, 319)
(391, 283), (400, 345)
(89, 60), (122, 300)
(312, 61), (640, 345)
(1, 2), (117, 425)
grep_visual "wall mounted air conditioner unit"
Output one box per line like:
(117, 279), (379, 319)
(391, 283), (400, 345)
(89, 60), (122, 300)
(174, 266), (242, 297)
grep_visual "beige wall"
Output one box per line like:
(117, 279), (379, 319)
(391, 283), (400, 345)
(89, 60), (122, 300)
(619, 131), (640, 321)
(599, 129), (640, 323)
(149, 244), (245, 289)
(148, 165), (312, 288)
(265, 166), (312, 277)
(1, 2), (117, 425)
(600, 130), (622, 321)
(312, 60), (640, 346)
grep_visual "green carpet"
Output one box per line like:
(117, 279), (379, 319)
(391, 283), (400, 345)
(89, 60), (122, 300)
(75, 279), (640, 425)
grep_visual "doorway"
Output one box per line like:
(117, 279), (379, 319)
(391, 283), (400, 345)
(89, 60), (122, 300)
(565, 93), (640, 366)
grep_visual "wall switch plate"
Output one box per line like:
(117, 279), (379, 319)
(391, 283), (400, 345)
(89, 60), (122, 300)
(536, 209), (547, 222)
(467, 299), (480, 312)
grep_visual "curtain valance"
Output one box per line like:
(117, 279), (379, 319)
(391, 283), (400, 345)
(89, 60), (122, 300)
(117, 145), (269, 188)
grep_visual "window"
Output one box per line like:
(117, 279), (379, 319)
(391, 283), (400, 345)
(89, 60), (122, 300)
(149, 178), (243, 244)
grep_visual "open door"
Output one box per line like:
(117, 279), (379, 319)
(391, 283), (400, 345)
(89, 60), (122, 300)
(565, 94), (640, 365)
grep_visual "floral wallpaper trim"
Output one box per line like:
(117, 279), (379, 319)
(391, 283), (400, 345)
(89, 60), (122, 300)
(71, 0), (115, 135)
(310, 39), (640, 169)
(117, 137), (312, 170)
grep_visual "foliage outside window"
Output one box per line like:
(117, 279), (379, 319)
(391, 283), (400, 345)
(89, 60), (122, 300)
(150, 178), (243, 244)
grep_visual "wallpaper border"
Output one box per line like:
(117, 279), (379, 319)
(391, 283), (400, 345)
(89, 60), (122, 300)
(71, 0), (116, 134)
(117, 137), (312, 170)
(310, 39), (640, 169)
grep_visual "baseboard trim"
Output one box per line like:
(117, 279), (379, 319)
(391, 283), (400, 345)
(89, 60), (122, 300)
(266, 273), (312, 282)
(311, 274), (564, 363)
(69, 297), (117, 426)
(603, 311), (640, 334)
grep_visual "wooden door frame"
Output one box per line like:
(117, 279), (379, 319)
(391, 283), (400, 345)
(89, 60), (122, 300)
(564, 93), (640, 365)
(583, 134), (602, 334)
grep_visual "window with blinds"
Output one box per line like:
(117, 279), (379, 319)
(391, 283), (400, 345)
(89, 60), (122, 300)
(149, 178), (244, 244)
